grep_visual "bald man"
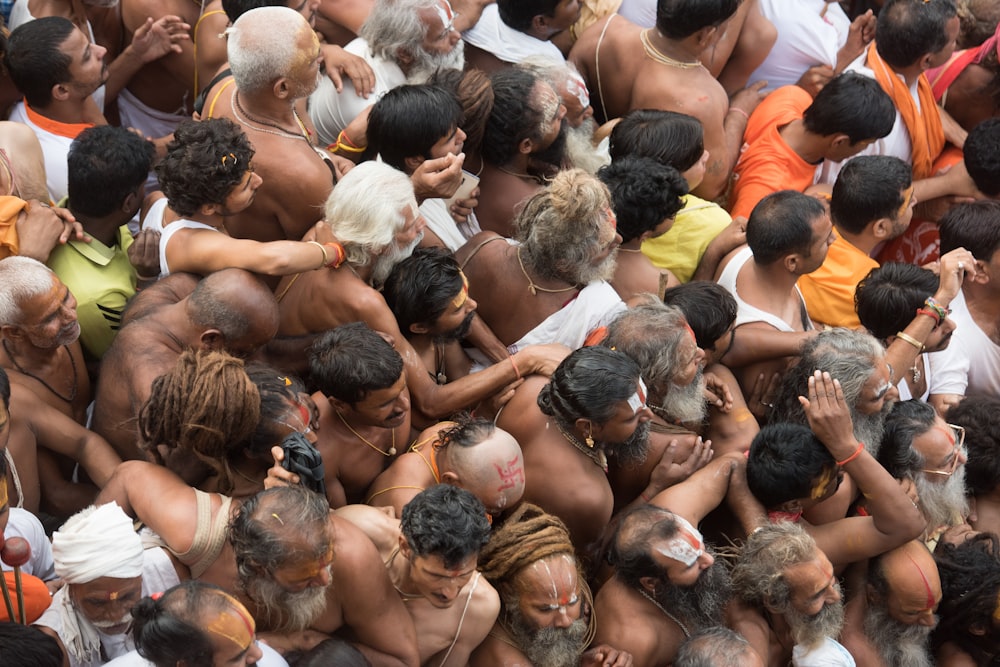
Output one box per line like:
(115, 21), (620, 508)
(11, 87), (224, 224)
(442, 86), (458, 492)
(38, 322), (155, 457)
(841, 540), (942, 667)
(366, 419), (525, 519)
(92, 269), (279, 460)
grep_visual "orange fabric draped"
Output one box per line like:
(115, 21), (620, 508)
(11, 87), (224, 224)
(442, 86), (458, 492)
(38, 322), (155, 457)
(866, 42), (944, 179)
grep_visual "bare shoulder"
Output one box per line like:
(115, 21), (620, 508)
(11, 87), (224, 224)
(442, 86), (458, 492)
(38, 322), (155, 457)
(333, 504), (400, 556)
(455, 231), (504, 267)
(470, 624), (532, 667)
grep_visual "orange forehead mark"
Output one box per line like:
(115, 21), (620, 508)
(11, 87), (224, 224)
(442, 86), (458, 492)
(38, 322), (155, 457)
(683, 323), (696, 344)
(810, 468), (836, 500)
(0, 477), (8, 508)
(906, 554), (936, 610)
(205, 589), (256, 650)
(733, 407), (753, 422)
(451, 272), (470, 309)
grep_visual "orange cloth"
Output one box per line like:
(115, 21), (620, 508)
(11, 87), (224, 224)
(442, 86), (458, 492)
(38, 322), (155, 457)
(730, 85), (818, 220)
(798, 234), (877, 329)
(0, 196), (30, 259)
(865, 42), (944, 179)
(0, 571), (52, 623)
(876, 146), (962, 266)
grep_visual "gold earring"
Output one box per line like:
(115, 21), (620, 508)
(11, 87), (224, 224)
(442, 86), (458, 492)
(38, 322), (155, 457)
(585, 433), (595, 448)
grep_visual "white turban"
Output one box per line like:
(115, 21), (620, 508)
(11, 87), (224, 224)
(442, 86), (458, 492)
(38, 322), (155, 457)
(52, 502), (144, 584)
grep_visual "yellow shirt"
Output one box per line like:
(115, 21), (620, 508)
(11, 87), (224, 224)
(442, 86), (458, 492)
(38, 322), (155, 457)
(641, 194), (731, 284)
(798, 235), (877, 329)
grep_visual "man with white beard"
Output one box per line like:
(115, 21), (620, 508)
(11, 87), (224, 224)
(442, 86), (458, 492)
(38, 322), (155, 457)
(772, 328), (900, 457)
(840, 540), (941, 667)
(34, 503), (179, 667)
(274, 160), (567, 421)
(731, 522), (855, 667)
(309, 0), (466, 146)
(227, 485), (420, 666)
(879, 399), (970, 544)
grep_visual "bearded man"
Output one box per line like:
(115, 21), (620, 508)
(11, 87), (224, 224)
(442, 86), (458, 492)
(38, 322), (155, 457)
(227, 485), (419, 666)
(841, 540), (941, 667)
(772, 328), (899, 456)
(457, 168), (624, 355)
(471, 503), (632, 667)
(496, 347), (653, 552)
(33, 503), (179, 667)
(593, 451), (765, 667)
(879, 399), (970, 544)
(730, 522), (853, 667)
(308, 0), (465, 146)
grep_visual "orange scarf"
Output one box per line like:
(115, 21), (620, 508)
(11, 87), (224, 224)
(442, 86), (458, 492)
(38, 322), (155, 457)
(866, 42), (945, 179)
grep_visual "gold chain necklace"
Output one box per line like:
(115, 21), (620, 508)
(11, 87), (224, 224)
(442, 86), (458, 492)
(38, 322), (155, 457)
(337, 410), (396, 456)
(554, 421), (608, 472)
(640, 29), (703, 69)
(517, 247), (579, 296)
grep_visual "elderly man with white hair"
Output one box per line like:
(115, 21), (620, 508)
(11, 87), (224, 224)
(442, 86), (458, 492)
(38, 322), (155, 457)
(33, 502), (179, 667)
(308, 0), (467, 146)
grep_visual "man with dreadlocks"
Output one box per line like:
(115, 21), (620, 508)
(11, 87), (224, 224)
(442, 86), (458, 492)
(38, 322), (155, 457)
(137, 349), (261, 494)
(470, 504), (632, 667)
(932, 531), (1000, 665)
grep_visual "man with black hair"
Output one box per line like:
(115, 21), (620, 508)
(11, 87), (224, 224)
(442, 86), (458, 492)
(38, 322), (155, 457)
(798, 155), (914, 329)
(382, 248), (476, 394)
(947, 396), (1000, 535)
(308, 322), (411, 508)
(923, 201), (1000, 406)
(339, 485), (498, 666)
(366, 84), (473, 250)
(599, 156), (687, 301)
(962, 116), (1000, 198)
(462, 0), (580, 71)
(47, 127), (157, 360)
(715, 191), (829, 393)
(475, 67), (568, 237)
(593, 452), (764, 667)
(748, 408), (924, 569)
(932, 532), (1000, 665)
(569, 0), (765, 200)
(495, 346), (654, 551)
(729, 73), (895, 220)
(854, 251), (976, 408)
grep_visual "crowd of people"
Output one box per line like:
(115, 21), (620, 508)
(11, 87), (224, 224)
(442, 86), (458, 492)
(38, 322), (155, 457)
(0, 0), (1000, 665)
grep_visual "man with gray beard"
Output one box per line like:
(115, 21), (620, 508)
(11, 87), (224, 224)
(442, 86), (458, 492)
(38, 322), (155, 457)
(746, 372), (924, 569)
(593, 453), (767, 667)
(772, 328), (899, 457)
(457, 168), (624, 355)
(879, 399), (970, 543)
(731, 522), (854, 667)
(840, 540), (941, 667)
(227, 485), (420, 666)
(471, 503), (633, 667)
(308, 0), (466, 146)
(600, 299), (717, 511)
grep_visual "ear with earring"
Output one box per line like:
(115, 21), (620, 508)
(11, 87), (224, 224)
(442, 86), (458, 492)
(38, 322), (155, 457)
(585, 428), (595, 448)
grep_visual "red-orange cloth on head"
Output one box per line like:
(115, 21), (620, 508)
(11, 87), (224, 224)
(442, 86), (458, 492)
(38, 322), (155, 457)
(866, 42), (945, 179)
(0, 571), (52, 623)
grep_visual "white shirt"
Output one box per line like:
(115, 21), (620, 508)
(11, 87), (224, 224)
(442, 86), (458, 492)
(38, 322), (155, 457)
(928, 290), (999, 398)
(462, 4), (565, 64)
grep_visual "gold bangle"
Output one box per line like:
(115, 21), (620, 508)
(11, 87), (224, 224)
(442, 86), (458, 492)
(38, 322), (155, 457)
(308, 240), (328, 268)
(895, 331), (925, 353)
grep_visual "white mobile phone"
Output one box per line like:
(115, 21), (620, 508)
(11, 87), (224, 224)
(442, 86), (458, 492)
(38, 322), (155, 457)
(445, 170), (480, 208)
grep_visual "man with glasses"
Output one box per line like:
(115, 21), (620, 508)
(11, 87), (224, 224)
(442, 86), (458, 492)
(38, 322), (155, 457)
(879, 399), (970, 545)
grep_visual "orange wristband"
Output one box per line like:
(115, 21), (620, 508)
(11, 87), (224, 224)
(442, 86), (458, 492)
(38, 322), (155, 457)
(836, 442), (865, 466)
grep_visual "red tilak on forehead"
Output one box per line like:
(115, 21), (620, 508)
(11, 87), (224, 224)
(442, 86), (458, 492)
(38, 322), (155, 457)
(906, 554), (936, 610)
(683, 322), (696, 344)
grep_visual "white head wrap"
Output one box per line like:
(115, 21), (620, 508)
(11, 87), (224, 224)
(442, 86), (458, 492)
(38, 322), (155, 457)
(52, 502), (144, 583)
